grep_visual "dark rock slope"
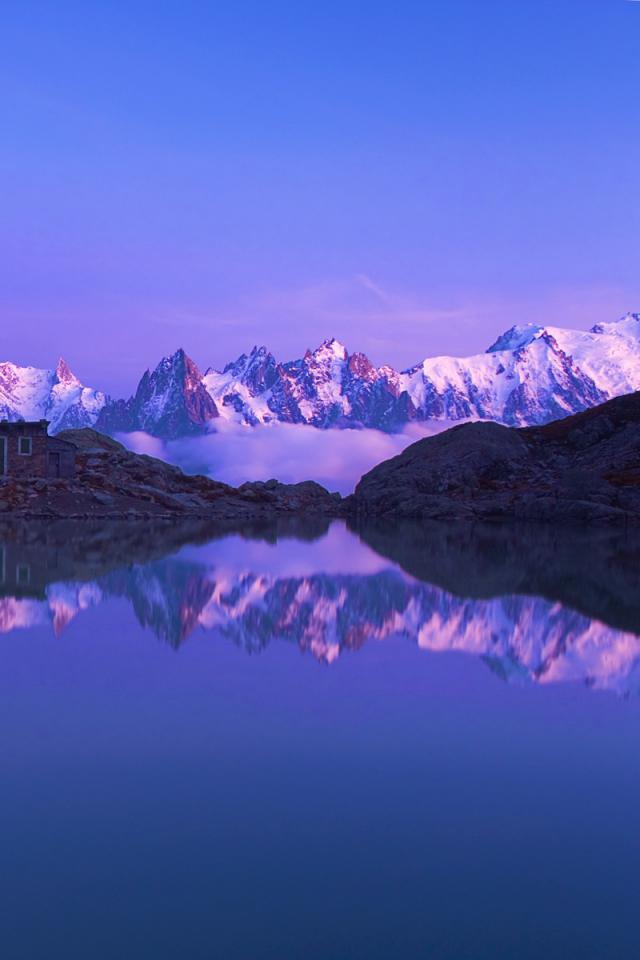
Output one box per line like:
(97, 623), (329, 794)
(0, 429), (341, 520)
(348, 391), (640, 523)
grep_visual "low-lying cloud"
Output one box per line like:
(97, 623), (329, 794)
(120, 421), (451, 494)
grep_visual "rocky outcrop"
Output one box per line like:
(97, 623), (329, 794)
(0, 428), (342, 520)
(348, 391), (640, 523)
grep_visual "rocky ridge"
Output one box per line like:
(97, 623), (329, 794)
(348, 390), (640, 522)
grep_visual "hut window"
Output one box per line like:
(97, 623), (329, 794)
(18, 437), (32, 456)
(16, 563), (31, 586)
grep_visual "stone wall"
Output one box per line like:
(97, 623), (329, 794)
(1, 425), (49, 479)
(0, 424), (76, 479)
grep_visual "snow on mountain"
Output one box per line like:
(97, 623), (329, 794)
(2, 312), (640, 438)
(0, 357), (107, 431)
(402, 327), (607, 426)
(205, 337), (418, 430)
(485, 323), (544, 353)
(202, 346), (279, 425)
(95, 348), (218, 439)
(203, 313), (640, 431)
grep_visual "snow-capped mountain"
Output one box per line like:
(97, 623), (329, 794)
(204, 312), (640, 431)
(95, 348), (218, 439)
(0, 357), (107, 432)
(203, 339), (411, 429)
(2, 312), (640, 437)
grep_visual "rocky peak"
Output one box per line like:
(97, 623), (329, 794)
(308, 338), (349, 363)
(223, 346), (278, 394)
(142, 348), (201, 390)
(155, 347), (188, 376)
(138, 349), (218, 435)
(94, 348), (218, 439)
(347, 352), (377, 381)
(55, 357), (79, 384)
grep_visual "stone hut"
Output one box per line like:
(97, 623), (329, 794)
(0, 420), (76, 479)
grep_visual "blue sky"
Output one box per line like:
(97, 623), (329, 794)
(2, 0), (639, 393)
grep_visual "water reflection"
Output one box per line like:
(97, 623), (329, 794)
(1, 518), (639, 695)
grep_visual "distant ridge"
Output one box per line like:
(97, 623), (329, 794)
(1, 313), (640, 438)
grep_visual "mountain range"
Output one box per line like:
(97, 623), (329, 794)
(2, 312), (640, 438)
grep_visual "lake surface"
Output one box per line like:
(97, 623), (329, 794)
(1, 519), (639, 959)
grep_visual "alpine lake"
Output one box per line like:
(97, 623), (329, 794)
(1, 517), (639, 960)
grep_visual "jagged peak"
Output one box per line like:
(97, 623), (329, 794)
(55, 357), (79, 384)
(241, 344), (276, 368)
(222, 354), (248, 375)
(308, 338), (348, 361)
(150, 348), (203, 381)
(163, 347), (187, 366)
(222, 345), (276, 377)
(347, 351), (377, 379)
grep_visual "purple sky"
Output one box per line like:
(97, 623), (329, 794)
(2, 0), (640, 395)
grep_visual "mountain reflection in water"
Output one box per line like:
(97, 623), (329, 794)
(1, 518), (639, 696)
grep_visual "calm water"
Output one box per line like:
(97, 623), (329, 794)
(1, 519), (639, 959)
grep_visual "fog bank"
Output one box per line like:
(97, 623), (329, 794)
(119, 421), (453, 494)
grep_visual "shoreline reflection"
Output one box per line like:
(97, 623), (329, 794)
(0, 519), (639, 696)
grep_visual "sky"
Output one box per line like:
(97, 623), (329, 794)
(2, 0), (640, 395)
